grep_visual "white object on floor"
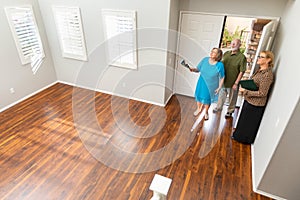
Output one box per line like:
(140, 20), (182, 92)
(191, 110), (205, 132)
(149, 174), (172, 200)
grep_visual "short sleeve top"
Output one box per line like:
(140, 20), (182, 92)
(222, 50), (247, 87)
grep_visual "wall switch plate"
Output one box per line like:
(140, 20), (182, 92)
(10, 88), (15, 94)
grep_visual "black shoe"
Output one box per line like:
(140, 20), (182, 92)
(225, 112), (232, 119)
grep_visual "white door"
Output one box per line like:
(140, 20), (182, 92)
(174, 13), (225, 97)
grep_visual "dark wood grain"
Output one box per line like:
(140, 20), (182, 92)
(0, 83), (272, 200)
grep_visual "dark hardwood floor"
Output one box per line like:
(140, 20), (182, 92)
(0, 83), (272, 200)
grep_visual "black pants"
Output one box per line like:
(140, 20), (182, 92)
(233, 100), (266, 144)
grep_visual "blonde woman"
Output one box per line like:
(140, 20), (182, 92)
(232, 51), (275, 144)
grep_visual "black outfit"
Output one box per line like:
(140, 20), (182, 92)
(232, 101), (265, 144)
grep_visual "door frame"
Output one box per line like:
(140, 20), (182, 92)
(173, 11), (226, 97)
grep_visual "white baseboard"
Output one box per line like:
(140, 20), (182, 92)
(58, 80), (167, 107)
(95, 88), (166, 107)
(253, 188), (287, 200)
(251, 146), (287, 200)
(57, 80), (75, 86)
(164, 92), (173, 106)
(0, 81), (58, 113)
(1, 80), (171, 113)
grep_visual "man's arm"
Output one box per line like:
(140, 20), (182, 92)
(235, 72), (244, 84)
(233, 71), (244, 90)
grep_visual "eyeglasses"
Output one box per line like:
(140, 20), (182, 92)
(258, 55), (266, 59)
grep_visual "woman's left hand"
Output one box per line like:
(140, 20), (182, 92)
(215, 87), (221, 94)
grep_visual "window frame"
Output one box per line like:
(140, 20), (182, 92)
(4, 5), (45, 70)
(102, 9), (138, 70)
(53, 6), (88, 61)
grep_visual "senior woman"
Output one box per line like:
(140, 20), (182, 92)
(189, 48), (225, 120)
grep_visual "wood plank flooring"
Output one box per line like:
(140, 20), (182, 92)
(0, 83), (272, 200)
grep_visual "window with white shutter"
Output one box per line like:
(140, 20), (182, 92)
(102, 9), (137, 69)
(53, 6), (87, 61)
(5, 6), (45, 74)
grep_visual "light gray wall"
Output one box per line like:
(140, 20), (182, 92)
(0, 0), (57, 111)
(37, 0), (171, 106)
(253, 0), (300, 199)
(181, 0), (287, 17)
(258, 100), (300, 200)
(165, 0), (180, 103)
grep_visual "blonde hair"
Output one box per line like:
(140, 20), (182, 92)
(261, 50), (274, 68)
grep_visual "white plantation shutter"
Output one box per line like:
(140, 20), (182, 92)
(53, 6), (87, 61)
(5, 6), (44, 73)
(102, 9), (137, 69)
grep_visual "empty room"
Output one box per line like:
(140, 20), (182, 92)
(0, 0), (299, 199)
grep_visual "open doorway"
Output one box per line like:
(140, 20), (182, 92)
(220, 16), (273, 107)
(220, 16), (272, 78)
(221, 16), (254, 53)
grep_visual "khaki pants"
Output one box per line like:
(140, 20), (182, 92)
(216, 87), (239, 114)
